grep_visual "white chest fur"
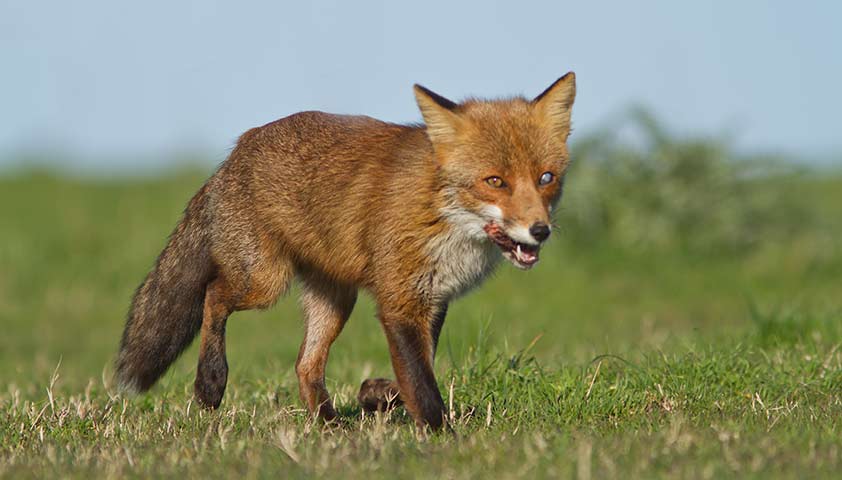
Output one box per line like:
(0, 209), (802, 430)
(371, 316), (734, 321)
(424, 224), (500, 301)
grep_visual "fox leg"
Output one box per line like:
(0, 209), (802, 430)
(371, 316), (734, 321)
(194, 277), (234, 409)
(358, 306), (447, 413)
(195, 234), (295, 409)
(378, 301), (448, 430)
(296, 270), (357, 421)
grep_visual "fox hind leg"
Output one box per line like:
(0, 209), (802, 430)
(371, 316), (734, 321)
(296, 269), (357, 421)
(195, 239), (295, 409)
(194, 277), (234, 409)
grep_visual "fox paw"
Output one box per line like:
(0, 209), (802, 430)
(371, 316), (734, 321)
(194, 359), (228, 410)
(358, 378), (402, 413)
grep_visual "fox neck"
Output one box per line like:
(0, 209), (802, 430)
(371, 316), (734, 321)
(384, 138), (501, 302)
(422, 190), (501, 302)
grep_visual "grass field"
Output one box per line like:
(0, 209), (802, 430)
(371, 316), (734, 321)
(2, 123), (842, 478)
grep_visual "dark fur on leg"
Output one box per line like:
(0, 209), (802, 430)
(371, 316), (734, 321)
(194, 347), (228, 409)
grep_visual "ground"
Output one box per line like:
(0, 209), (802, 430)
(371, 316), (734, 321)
(1, 162), (841, 478)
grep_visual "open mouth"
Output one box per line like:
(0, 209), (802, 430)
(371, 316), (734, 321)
(483, 223), (540, 269)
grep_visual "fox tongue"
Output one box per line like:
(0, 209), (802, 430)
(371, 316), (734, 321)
(514, 244), (538, 264)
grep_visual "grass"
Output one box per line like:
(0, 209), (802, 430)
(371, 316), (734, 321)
(2, 330), (841, 478)
(2, 120), (841, 478)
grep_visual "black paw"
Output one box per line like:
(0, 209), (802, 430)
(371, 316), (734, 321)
(358, 378), (402, 413)
(194, 359), (228, 409)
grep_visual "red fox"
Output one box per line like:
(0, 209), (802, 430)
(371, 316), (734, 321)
(116, 73), (576, 430)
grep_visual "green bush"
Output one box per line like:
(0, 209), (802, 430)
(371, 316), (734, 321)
(563, 107), (816, 254)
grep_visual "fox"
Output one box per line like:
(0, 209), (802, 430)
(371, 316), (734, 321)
(116, 72), (576, 430)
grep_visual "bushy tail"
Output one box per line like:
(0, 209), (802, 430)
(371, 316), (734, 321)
(116, 186), (215, 392)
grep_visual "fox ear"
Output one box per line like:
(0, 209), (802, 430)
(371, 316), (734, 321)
(532, 72), (576, 137)
(414, 84), (461, 144)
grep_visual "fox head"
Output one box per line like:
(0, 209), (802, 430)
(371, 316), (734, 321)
(415, 73), (576, 269)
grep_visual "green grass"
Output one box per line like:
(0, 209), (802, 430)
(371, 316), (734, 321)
(2, 129), (842, 477)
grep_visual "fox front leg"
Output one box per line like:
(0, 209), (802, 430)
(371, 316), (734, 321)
(359, 306), (447, 414)
(358, 378), (402, 413)
(378, 301), (448, 430)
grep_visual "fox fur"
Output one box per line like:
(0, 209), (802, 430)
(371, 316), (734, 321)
(116, 73), (576, 430)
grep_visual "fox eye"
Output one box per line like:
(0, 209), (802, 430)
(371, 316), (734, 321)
(485, 176), (506, 188)
(538, 172), (555, 186)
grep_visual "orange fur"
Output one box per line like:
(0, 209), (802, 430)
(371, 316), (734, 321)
(116, 73), (576, 430)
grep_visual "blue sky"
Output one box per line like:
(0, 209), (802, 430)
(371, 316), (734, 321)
(2, 1), (840, 169)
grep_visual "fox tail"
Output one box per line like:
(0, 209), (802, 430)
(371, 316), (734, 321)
(115, 185), (214, 391)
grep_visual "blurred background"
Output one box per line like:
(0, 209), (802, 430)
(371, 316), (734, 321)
(1, 1), (840, 387)
(3, 1), (842, 169)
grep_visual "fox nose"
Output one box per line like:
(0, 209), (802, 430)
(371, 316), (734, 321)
(529, 223), (551, 242)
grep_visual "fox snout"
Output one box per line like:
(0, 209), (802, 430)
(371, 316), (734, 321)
(483, 216), (552, 270)
(503, 221), (551, 246)
(529, 222), (551, 242)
